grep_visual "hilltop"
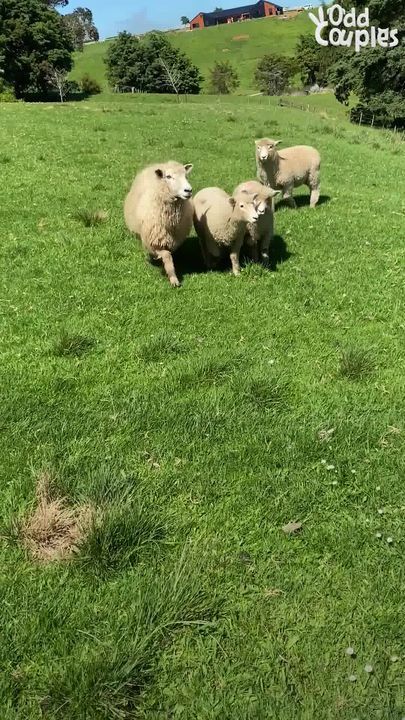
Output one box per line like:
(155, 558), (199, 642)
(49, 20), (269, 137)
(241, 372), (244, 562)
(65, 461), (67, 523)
(71, 11), (313, 93)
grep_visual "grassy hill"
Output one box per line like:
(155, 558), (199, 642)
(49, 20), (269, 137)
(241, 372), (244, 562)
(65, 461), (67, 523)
(71, 11), (313, 93)
(1, 92), (404, 718)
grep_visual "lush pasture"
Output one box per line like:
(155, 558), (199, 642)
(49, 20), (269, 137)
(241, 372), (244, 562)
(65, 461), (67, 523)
(70, 12), (312, 93)
(0, 94), (404, 719)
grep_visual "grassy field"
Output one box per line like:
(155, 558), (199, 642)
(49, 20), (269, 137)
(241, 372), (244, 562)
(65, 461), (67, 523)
(1, 93), (405, 719)
(71, 12), (312, 93)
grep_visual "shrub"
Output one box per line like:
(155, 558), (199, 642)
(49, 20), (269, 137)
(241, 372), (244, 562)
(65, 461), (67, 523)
(80, 73), (102, 96)
(0, 89), (17, 103)
(209, 61), (240, 95)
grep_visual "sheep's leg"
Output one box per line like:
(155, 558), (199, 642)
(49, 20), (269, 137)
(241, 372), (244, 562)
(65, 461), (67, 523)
(156, 250), (180, 288)
(230, 237), (243, 277)
(260, 235), (271, 267)
(310, 186), (320, 209)
(246, 235), (259, 263)
(283, 187), (296, 209)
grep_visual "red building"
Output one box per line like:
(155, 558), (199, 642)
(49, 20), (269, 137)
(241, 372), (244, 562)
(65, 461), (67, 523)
(190, 1), (283, 29)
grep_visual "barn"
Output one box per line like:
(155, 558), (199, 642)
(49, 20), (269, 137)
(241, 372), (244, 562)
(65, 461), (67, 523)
(190, 1), (284, 29)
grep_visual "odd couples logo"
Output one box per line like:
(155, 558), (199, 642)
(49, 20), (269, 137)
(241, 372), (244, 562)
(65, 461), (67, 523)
(309, 4), (399, 52)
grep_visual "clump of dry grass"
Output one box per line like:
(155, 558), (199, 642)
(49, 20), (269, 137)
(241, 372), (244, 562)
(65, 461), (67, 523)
(21, 473), (92, 563)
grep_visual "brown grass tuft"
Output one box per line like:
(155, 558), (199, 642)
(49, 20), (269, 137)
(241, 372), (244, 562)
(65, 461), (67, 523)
(21, 473), (92, 563)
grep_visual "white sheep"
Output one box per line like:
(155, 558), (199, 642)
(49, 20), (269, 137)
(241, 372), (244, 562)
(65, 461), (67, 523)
(124, 161), (193, 287)
(193, 187), (259, 276)
(255, 138), (321, 209)
(235, 180), (280, 266)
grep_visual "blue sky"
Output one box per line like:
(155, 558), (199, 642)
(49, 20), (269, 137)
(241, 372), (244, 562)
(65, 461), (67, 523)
(62, 0), (308, 39)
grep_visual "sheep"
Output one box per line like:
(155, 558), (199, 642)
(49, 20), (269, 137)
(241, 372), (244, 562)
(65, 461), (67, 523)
(193, 187), (259, 276)
(124, 161), (193, 287)
(235, 180), (280, 266)
(255, 138), (321, 209)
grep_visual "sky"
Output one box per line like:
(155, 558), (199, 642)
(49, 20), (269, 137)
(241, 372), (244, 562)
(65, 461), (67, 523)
(61, 0), (309, 39)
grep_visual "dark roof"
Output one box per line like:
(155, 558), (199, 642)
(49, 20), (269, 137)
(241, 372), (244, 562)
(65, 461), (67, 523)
(202, 1), (282, 19)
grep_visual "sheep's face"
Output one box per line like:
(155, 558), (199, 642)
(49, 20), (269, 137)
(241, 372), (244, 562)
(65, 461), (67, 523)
(255, 188), (281, 214)
(255, 139), (281, 162)
(230, 193), (259, 224)
(155, 163), (193, 200)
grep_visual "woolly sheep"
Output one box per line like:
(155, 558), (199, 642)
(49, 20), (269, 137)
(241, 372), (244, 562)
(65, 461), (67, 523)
(193, 187), (259, 276)
(255, 138), (321, 209)
(124, 161), (193, 287)
(235, 180), (280, 266)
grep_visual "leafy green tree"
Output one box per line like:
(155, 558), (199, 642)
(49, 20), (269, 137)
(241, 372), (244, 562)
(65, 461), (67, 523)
(255, 54), (296, 95)
(329, 0), (405, 127)
(295, 34), (342, 87)
(181, 16), (190, 25)
(105, 32), (202, 95)
(64, 7), (99, 51)
(0, 0), (74, 98)
(209, 61), (240, 94)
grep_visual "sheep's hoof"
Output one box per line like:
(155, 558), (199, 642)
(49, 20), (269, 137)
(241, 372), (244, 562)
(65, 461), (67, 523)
(170, 277), (181, 288)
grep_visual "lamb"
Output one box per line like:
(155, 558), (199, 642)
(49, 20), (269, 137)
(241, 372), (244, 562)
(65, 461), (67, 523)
(124, 161), (193, 287)
(235, 180), (280, 266)
(255, 138), (321, 209)
(193, 186), (259, 276)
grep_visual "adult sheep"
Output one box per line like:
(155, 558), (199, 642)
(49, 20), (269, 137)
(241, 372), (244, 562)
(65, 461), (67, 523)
(255, 138), (321, 209)
(193, 186), (259, 277)
(124, 161), (193, 287)
(234, 180), (280, 266)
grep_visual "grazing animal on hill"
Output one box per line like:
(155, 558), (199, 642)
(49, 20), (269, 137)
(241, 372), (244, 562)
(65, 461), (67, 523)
(124, 161), (193, 287)
(255, 138), (321, 209)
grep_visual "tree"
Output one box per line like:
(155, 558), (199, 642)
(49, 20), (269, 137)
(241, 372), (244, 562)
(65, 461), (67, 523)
(181, 16), (190, 25)
(329, 0), (405, 127)
(46, 65), (69, 102)
(64, 7), (99, 51)
(0, 0), (74, 98)
(105, 32), (202, 95)
(255, 54), (296, 95)
(209, 61), (240, 94)
(46, 0), (69, 6)
(295, 34), (341, 87)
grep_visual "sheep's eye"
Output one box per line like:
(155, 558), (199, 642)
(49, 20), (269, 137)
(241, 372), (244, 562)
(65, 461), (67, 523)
(166, 174), (173, 179)
(240, 203), (244, 208)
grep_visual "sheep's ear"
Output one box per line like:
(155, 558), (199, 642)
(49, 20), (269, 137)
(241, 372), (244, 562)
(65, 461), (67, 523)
(240, 188), (250, 195)
(229, 197), (236, 208)
(274, 140), (282, 146)
(155, 168), (164, 179)
(184, 163), (193, 174)
(266, 188), (281, 198)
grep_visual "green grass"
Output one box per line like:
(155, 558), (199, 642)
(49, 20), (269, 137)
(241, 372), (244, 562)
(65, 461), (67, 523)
(1, 93), (405, 719)
(71, 11), (313, 93)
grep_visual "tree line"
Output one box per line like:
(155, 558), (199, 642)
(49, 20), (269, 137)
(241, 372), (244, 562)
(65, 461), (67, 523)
(0, 0), (100, 100)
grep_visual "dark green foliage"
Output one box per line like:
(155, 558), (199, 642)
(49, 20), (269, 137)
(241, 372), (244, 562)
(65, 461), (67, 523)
(63, 6), (99, 52)
(209, 60), (240, 94)
(339, 349), (375, 380)
(79, 504), (166, 576)
(80, 73), (102, 95)
(105, 31), (202, 94)
(330, 0), (405, 127)
(0, 0), (74, 98)
(255, 53), (297, 95)
(181, 16), (190, 25)
(295, 34), (342, 87)
(53, 334), (96, 358)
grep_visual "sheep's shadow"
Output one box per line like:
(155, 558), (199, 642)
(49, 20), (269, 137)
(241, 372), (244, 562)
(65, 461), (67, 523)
(171, 233), (291, 280)
(276, 193), (331, 210)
